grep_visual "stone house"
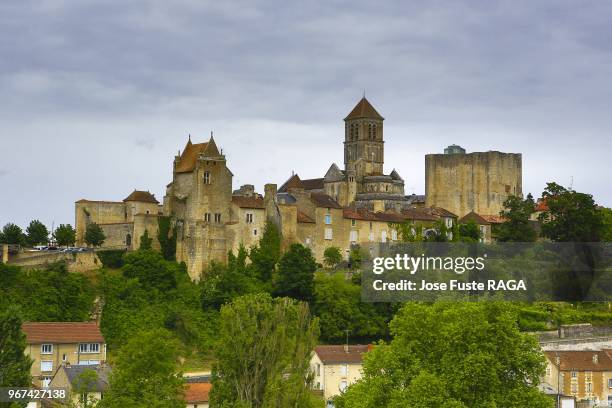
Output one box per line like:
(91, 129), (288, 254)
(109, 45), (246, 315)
(544, 350), (612, 406)
(49, 363), (111, 407)
(21, 322), (107, 388)
(310, 345), (370, 402)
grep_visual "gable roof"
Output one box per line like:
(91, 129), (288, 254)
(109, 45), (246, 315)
(231, 196), (265, 209)
(459, 211), (490, 225)
(344, 97), (384, 121)
(184, 382), (211, 404)
(480, 214), (507, 224)
(544, 351), (612, 371)
(310, 192), (343, 209)
(279, 174), (303, 193)
(301, 178), (325, 191)
(123, 190), (159, 204)
(62, 364), (111, 392)
(22, 322), (105, 344)
(314, 345), (370, 364)
(324, 163), (346, 183)
(175, 139), (208, 173)
(342, 208), (405, 223)
(425, 207), (458, 219)
(401, 208), (438, 222)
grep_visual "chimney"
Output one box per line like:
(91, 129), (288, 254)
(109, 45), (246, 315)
(264, 184), (277, 205)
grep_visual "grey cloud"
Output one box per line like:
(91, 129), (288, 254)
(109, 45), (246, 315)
(0, 0), (611, 228)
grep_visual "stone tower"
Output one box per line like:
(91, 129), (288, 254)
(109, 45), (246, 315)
(425, 146), (522, 218)
(343, 97), (385, 183)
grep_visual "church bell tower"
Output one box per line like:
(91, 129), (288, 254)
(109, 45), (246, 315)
(343, 97), (384, 181)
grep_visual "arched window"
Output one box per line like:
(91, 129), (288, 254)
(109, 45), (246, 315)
(125, 234), (132, 246)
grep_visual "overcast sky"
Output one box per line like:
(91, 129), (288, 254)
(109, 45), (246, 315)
(1, 0), (611, 229)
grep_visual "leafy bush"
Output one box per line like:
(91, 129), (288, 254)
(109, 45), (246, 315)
(97, 249), (127, 269)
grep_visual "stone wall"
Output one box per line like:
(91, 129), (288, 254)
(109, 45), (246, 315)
(8, 251), (101, 272)
(425, 151), (522, 217)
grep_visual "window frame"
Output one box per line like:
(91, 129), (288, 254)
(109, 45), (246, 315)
(41, 344), (53, 355)
(41, 360), (53, 372)
(79, 343), (100, 354)
(324, 214), (332, 225)
(324, 228), (333, 240)
(203, 171), (211, 184)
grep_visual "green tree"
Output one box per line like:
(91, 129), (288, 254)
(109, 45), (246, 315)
(139, 229), (153, 250)
(390, 221), (424, 242)
(497, 194), (537, 242)
(601, 207), (612, 242)
(0, 306), (33, 408)
(25, 220), (48, 246)
(273, 243), (317, 302)
(348, 246), (363, 269)
(456, 220), (481, 242)
(323, 246), (342, 268)
(54, 224), (76, 247)
(539, 182), (604, 242)
(122, 250), (177, 293)
(335, 302), (552, 408)
(157, 216), (177, 260)
(200, 250), (262, 310)
(313, 273), (389, 343)
(71, 369), (100, 408)
(249, 221), (281, 282)
(98, 329), (185, 408)
(0, 262), (95, 322)
(210, 293), (319, 408)
(85, 223), (106, 247)
(0, 223), (25, 245)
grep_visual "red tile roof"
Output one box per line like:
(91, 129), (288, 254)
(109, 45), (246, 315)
(544, 351), (612, 371)
(184, 382), (211, 403)
(535, 199), (549, 212)
(459, 211), (490, 225)
(342, 208), (405, 223)
(314, 345), (369, 364)
(479, 214), (507, 224)
(22, 322), (105, 344)
(175, 140), (208, 173)
(401, 208), (438, 222)
(425, 207), (458, 218)
(232, 196), (265, 209)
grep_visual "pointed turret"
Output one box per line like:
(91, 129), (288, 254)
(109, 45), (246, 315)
(203, 134), (221, 157)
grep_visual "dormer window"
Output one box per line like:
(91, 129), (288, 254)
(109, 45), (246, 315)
(204, 171), (211, 184)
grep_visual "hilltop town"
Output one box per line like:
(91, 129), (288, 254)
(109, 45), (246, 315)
(1, 98), (611, 408)
(73, 97), (523, 280)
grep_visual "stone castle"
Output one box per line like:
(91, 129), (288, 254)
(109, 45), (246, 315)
(75, 97), (522, 280)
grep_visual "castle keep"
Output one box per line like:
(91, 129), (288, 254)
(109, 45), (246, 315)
(75, 97), (523, 280)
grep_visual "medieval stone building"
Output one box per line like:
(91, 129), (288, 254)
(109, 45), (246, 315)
(75, 97), (523, 280)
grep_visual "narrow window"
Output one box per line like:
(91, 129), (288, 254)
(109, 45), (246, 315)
(246, 213), (253, 224)
(203, 171), (211, 184)
(204, 213), (211, 222)
(214, 213), (222, 223)
(351, 219), (356, 227)
(41, 344), (53, 354)
(324, 214), (332, 225)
